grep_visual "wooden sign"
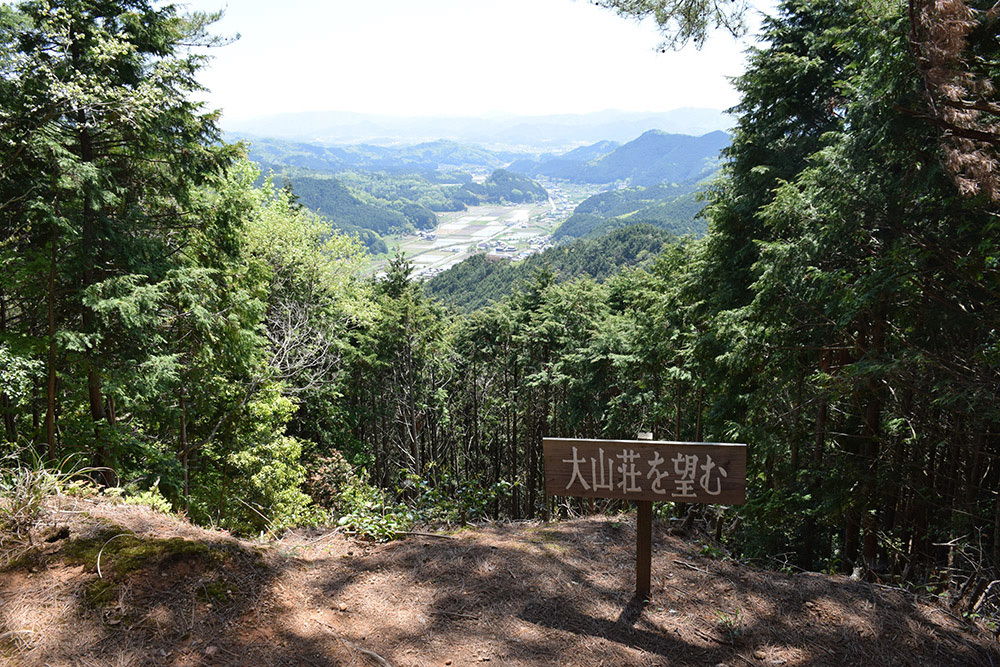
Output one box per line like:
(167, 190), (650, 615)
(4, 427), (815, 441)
(544, 438), (746, 505)
(543, 437), (747, 601)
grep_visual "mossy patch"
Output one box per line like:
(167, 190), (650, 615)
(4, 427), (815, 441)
(64, 529), (211, 575)
(0, 545), (44, 572)
(526, 527), (569, 544)
(525, 527), (571, 554)
(58, 525), (239, 609)
(83, 578), (118, 607)
(197, 580), (233, 603)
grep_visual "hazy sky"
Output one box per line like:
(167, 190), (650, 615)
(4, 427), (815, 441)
(181, 0), (768, 123)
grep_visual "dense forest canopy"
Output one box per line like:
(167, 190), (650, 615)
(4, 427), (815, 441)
(2, 0), (1000, 625)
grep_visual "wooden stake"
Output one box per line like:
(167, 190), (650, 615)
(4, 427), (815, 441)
(636, 500), (652, 600)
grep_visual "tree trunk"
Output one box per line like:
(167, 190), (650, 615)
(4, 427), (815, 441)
(45, 222), (58, 461)
(74, 81), (113, 483)
(992, 491), (999, 570)
(860, 305), (886, 573)
(31, 378), (40, 439)
(0, 291), (15, 442)
(695, 386), (704, 442)
(814, 395), (827, 466)
(675, 380), (682, 440)
(845, 509), (861, 568)
(180, 386), (190, 513)
(790, 372), (804, 472)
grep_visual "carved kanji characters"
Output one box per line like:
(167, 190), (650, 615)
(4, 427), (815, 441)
(671, 452), (698, 498)
(562, 446), (590, 491)
(616, 449), (642, 493)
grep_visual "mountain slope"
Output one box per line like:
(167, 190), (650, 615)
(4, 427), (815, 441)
(582, 130), (729, 185)
(243, 136), (525, 172)
(425, 224), (675, 311)
(553, 181), (709, 241)
(509, 131), (728, 185)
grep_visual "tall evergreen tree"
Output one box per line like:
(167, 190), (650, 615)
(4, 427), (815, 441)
(0, 0), (238, 471)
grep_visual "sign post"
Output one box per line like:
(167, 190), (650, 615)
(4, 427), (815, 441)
(636, 499), (652, 599)
(543, 438), (747, 600)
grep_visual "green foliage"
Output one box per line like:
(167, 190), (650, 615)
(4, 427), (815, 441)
(227, 433), (326, 535)
(114, 484), (174, 515)
(425, 224), (674, 311)
(332, 169), (465, 213)
(0, 345), (40, 413)
(476, 169), (548, 203)
(334, 482), (414, 542)
(554, 181), (707, 241)
(2, 0), (999, 613)
(0, 449), (97, 541)
(333, 0), (1000, 601)
(714, 607), (746, 643)
(0, 0), (367, 536)
(595, 0), (748, 50)
(329, 468), (517, 541)
(303, 449), (355, 510)
(274, 172), (409, 241)
(399, 470), (517, 525)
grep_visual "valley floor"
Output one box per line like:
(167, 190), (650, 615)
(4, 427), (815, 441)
(2, 497), (997, 666)
(375, 180), (603, 280)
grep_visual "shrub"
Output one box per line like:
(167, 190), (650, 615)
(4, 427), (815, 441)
(303, 449), (355, 511)
(0, 450), (98, 542)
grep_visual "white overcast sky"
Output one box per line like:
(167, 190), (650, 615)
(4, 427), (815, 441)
(182, 0), (770, 122)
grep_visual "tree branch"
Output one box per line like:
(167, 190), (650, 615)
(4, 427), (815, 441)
(894, 104), (1000, 146)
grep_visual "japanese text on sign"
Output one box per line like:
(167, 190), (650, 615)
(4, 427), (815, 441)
(543, 438), (746, 505)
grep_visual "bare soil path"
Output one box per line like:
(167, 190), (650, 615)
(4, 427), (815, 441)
(2, 497), (997, 666)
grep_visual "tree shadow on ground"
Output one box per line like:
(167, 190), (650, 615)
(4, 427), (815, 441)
(4, 511), (998, 666)
(300, 517), (1000, 666)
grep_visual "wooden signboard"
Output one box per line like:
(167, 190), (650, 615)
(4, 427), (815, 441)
(543, 438), (747, 600)
(544, 438), (746, 505)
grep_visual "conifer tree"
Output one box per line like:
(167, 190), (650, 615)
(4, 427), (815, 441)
(0, 0), (238, 470)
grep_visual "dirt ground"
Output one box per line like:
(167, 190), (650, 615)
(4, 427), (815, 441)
(1, 496), (998, 666)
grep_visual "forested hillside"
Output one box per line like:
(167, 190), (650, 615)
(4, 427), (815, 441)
(552, 181), (707, 240)
(2, 0), (1000, 631)
(424, 224), (675, 310)
(280, 175), (410, 253)
(266, 168), (547, 254)
(506, 139), (620, 179)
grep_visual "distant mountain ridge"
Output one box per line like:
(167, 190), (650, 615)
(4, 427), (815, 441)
(509, 130), (728, 186)
(244, 130), (729, 188)
(226, 108), (733, 150)
(243, 136), (523, 172)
